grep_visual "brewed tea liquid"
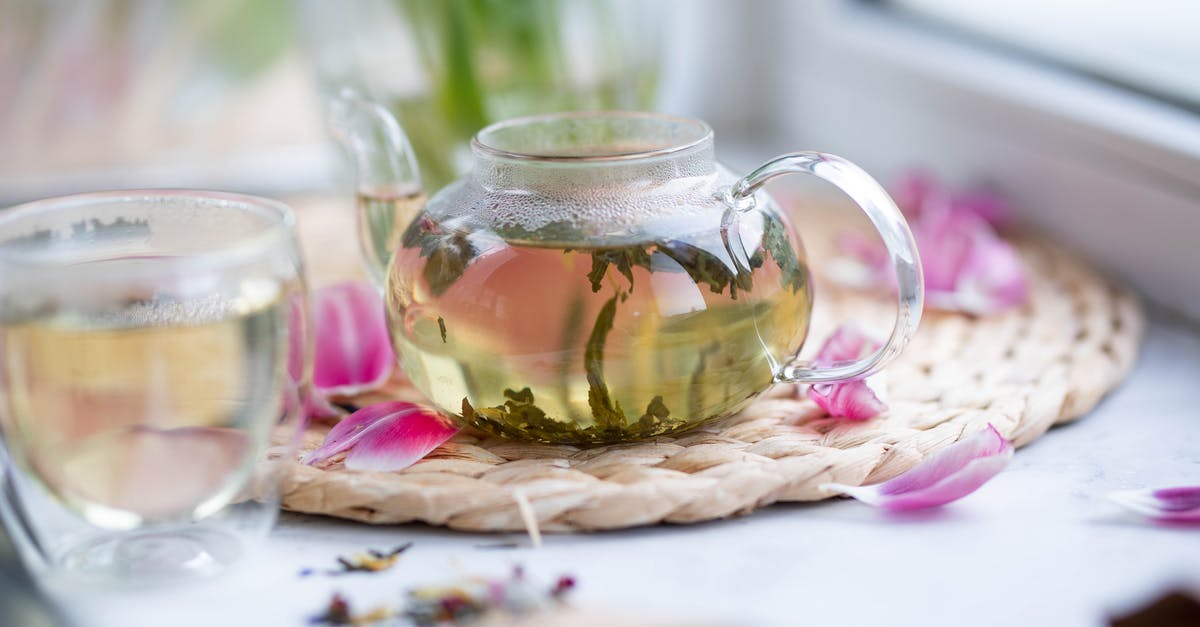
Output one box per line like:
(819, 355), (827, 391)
(0, 268), (287, 529)
(387, 210), (811, 444)
(358, 186), (428, 286)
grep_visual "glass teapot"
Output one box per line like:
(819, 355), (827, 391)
(331, 92), (923, 444)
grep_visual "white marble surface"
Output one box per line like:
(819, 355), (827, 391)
(54, 314), (1200, 627)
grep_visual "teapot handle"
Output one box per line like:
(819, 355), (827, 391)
(729, 152), (924, 384)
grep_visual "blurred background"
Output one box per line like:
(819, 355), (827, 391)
(0, 0), (1198, 304)
(0, 2), (1198, 624)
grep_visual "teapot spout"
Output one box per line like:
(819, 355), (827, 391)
(328, 89), (423, 288)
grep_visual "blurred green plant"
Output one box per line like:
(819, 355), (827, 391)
(387, 0), (660, 189)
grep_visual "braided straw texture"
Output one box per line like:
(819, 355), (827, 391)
(283, 202), (1143, 532)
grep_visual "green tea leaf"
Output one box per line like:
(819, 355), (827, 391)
(762, 215), (808, 293)
(657, 239), (747, 299)
(584, 293), (626, 429)
(400, 214), (479, 296)
(637, 395), (670, 431)
(423, 232), (476, 296)
(585, 247), (653, 292)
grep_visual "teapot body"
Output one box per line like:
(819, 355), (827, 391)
(376, 113), (812, 443)
(336, 104), (921, 445)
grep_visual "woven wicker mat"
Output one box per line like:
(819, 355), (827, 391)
(282, 199), (1143, 531)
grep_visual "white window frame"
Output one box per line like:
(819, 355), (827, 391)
(755, 0), (1200, 319)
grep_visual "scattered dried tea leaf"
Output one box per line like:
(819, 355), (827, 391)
(309, 593), (394, 627)
(437, 316), (448, 343)
(333, 543), (414, 574)
(304, 544), (414, 578)
(309, 593), (353, 625)
(401, 566), (576, 627)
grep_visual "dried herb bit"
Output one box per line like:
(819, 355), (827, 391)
(309, 593), (353, 625)
(437, 316), (448, 343)
(401, 566), (576, 627)
(550, 575), (577, 599)
(584, 293), (625, 430)
(761, 215), (808, 293)
(309, 594), (394, 626)
(401, 214), (478, 296)
(327, 543), (413, 575)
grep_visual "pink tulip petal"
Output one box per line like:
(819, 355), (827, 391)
(812, 322), (881, 367)
(344, 412), (459, 472)
(285, 294), (343, 420)
(951, 187), (1010, 228)
(313, 282), (395, 397)
(822, 424), (1014, 510)
(304, 401), (459, 471)
(805, 324), (887, 420)
(912, 203), (983, 294)
(952, 232), (1029, 315)
(892, 170), (938, 218)
(808, 380), (886, 420)
(839, 175), (1028, 316)
(1109, 486), (1200, 522)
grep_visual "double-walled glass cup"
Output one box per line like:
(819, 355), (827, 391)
(0, 191), (308, 584)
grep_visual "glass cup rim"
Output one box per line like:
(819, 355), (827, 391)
(0, 189), (297, 269)
(471, 110), (714, 163)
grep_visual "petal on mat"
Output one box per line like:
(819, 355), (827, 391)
(892, 169), (1009, 227)
(838, 175), (1029, 316)
(304, 401), (459, 471)
(950, 187), (1011, 228)
(822, 424), (1014, 510)
(950, 231), (1030, 315)
(313, 281), (395, 397)
(808, 380), (887, 421)
(891, 170), (938, 218)
(811, 323), (880, 367)
(805, 324), (887, 420)
(1109, 486), (1200, 522)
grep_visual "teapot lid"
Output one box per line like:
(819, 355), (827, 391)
(434, 112), (736, 245)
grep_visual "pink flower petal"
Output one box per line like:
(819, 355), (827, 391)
(952, 232), (1029, 315)
(303, 401), (459, 472)
(805, 324), (887, 420)
(313, 282), (395, 397)
(892, 170), (938, 218)
(840, 175), (1029, 316)
(822, 424), (1014, 510)
(951, 187), (1010, 228)
(912, 203), (984, 294)
(812, 323), (880, 367)
(808, 380), (887, 420)
(1109, 486), (1200, 522)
